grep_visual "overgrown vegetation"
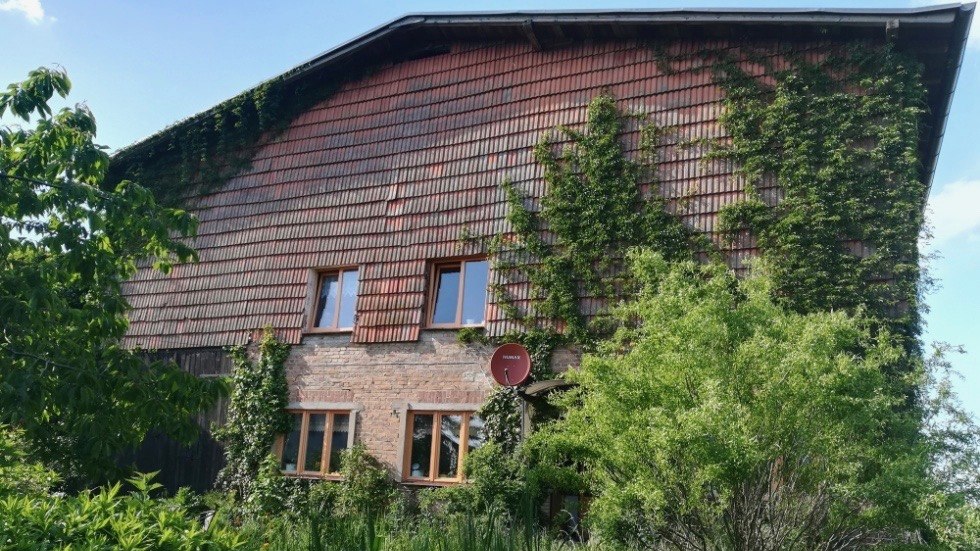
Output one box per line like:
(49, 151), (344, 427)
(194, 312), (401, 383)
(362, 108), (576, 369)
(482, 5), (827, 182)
(0, 35), (974, 549)
(107, 65), (364, 205)
(0, 428), (243, 549)
(711, 45), (927, 361)
(0, 67), (224, 488)
(214, 327), (291, 510)
(529, 252), (942, 548)
(484, 94), (695, 373)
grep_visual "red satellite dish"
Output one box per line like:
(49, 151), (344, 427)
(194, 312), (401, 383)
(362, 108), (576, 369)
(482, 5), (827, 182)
(489, 343), (532, 387)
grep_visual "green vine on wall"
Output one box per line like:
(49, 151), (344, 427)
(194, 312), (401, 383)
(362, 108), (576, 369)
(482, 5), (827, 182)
(484, 94), (695, 373)
(477, 386), (523, 454)
(109, 69), (366, 205)
(213, 328), (291, 507)
(709, 44), (927, 362)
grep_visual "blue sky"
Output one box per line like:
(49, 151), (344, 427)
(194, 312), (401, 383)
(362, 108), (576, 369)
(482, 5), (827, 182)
(2, 0), (978, 412)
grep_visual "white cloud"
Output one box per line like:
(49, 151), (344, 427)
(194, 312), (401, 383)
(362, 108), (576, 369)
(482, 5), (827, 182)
(927, 180), (980, 243)
(0, 0), (45, 24)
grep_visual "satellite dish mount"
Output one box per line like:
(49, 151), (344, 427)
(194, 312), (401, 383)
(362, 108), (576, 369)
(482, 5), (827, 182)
(489, 343), (532, 387)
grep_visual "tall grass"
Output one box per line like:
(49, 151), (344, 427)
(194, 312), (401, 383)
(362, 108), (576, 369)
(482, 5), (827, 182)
(245, 503), (592, 551)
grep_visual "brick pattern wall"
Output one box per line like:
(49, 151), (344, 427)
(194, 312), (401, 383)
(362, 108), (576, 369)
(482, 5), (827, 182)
(285, 330), (578, 472)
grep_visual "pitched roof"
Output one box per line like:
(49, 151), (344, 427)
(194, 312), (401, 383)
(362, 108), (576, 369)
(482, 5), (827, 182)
(112, 5), (974, 190)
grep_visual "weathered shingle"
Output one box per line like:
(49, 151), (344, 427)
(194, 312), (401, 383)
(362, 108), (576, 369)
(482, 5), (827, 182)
(122, 39), (873, 348)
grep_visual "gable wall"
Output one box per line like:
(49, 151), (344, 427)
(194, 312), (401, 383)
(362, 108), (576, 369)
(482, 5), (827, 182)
(122, 39), (838, 349)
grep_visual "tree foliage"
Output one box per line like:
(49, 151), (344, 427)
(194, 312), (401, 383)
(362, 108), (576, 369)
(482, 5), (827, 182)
(0, 67), (223, 486)
(529, 250), (973, 549)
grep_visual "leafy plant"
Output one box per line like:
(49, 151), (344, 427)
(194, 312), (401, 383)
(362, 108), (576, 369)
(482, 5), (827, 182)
(711, 45), (927, 363)
(0, 424), (58, 497)
(531, 250), (931, 549)
(214, 327), (291, 508)
(0, 472), (244, 549)
(0, 67), (223, 487)
(483, 94), (696, 380)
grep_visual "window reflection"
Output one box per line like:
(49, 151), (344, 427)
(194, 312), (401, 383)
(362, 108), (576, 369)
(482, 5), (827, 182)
(468, 415), (486, 453)
(314, 269), (358, 329)
(304, 414), (326, 472)
(432, 267), (460, 324)
(338, 271), (358, 328)
(315, 273), (340, 328)
(438, 414), (462, 478)
(329, 414), (350, 473)
(410, 414), (434, 478)
(280, 414), (303, 472)
(461, 260), (488, 324)
(405, 412), (486, 482)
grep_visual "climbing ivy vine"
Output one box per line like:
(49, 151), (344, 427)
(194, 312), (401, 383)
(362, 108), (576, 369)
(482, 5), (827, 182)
(477, 386), (523, 454)
(480, 42), (929, 385)
(485, 94), (695, 374)
(109, 69), (364, 205)
(213, 328), (291, 505)
(710, 44), (928, 362)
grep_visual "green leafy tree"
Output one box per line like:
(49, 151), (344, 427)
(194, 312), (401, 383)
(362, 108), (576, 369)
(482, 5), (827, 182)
(529, 250), (969, 549)
(0, 67), (223, 486)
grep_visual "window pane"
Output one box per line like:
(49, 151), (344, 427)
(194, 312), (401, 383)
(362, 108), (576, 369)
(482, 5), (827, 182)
(329, 413), (350, 473)
(304, 414), (326, 472)
(280, 414), (303, 472)
(468, 415), (486, 453)
(409, 414), (434, 478)
(337, 270), (358, 328)
(439, 414), (462, 478)
(461, 260), (488, 325)
(431, 266), (460, 324)
(315, 273), (340, 327)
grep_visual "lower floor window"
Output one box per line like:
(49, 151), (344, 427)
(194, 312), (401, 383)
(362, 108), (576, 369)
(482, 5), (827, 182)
(403, 411), (485, 483)
(278, 410), (352, 478)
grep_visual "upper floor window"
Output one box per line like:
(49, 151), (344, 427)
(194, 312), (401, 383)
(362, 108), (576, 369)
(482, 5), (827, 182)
(278, 409), (353, 478)
(310, 268), (358, 331)
(403, 410), (485, 484)
(428, 259), (488, 327)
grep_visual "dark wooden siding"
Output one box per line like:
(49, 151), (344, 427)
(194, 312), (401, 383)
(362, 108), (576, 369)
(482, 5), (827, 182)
(121, 39), (863, 348)
(123, 349), (232, 493)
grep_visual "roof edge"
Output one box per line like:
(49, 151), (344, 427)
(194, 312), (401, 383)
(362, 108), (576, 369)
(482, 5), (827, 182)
(110, 5), (975, 189)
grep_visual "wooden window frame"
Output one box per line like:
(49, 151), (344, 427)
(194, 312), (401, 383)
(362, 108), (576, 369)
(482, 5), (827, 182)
(275, 409), (356, 480)
(305, 267), (359, 334)
(401, 410), (481, 485)
(426, 257), (488, 329)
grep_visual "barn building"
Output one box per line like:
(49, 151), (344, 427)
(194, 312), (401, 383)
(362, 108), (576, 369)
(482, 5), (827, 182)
(111, 6), (973, 491)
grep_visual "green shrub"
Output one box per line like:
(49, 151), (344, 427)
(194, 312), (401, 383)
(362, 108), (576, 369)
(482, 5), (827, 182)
(0, 425), (58, 497)
(334, 444), (398, 517)
(248, 453), (308, 516)
(245, 444), (395, 519)
(0, 473), (243, 550)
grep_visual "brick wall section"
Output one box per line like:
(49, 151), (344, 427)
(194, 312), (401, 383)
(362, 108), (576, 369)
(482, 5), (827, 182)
(285, 330), (578, 472)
